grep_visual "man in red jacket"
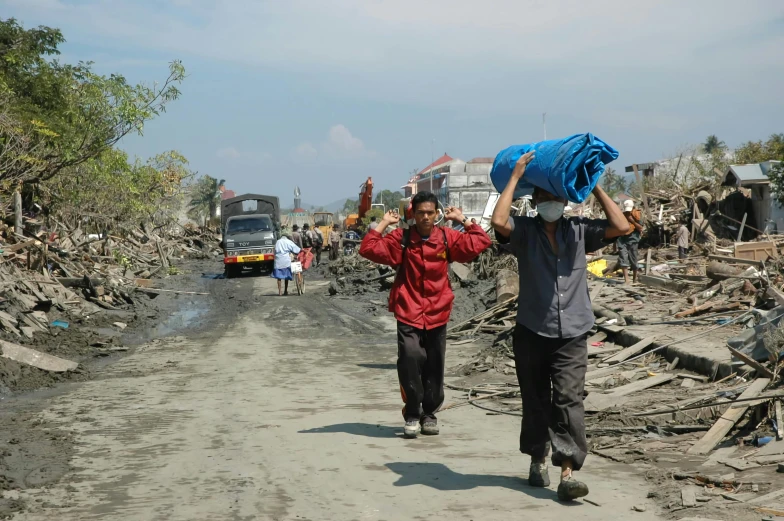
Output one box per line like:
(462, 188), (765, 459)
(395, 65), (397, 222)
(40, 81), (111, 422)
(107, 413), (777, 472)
(360, 191), (492, 438)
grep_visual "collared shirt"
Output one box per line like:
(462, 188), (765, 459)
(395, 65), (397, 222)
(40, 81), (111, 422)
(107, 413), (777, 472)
(369, 221), (378, 231)
(501, 216), (608, 339)
(274, 237), (301, 269)
(314, 228), (324, 243)
(677, 225), (689, 248)
(329, 230), (341, 243)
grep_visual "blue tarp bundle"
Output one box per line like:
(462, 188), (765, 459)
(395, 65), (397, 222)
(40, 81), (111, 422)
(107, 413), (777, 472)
(490, 133), (619, 204)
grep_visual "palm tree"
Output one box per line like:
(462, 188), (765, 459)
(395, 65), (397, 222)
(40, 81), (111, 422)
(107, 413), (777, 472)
(188, 175), (224, 226)
(703, 135), (726, 154)
(602, 167), (627, 198)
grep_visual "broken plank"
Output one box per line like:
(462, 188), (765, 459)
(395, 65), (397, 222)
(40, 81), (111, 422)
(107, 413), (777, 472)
(5, 239), (38, 253)
(587, 346), (622, 359)
(728, 346), (774, 378)
(756, 507), (784, 517)
(583, 373), (676, 412)
(748, 488), (784, 505)
(590, 283), (603, 302)
(777, 400), (784, 441)
(603, 336), (656, 365)
(0, 339), (78, 372)
(708, 254), (763, 267)
(718, 458), (760, 471)
(755, 455), (784, 466)
(687, 377), (771, 455)
(587, 331), (607, 344)
(638, 274), (686, 293)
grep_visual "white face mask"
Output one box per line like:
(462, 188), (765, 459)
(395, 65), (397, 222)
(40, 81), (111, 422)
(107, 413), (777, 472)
(537, 200), (565, 222)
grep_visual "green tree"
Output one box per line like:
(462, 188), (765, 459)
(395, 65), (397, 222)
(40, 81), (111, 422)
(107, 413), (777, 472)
(601, 167), (627, 198)
(44, 149), (191, 229)
(702, 135), (726, 154)
(342, 198), (358, 213)
(188, 175), (224, 226)
(359, 207), (385, 232)
(735, 134), (784, 164)
(767, 163), (784, 204)
(0, 18), (185, 185)
(373, 189), (403, 207)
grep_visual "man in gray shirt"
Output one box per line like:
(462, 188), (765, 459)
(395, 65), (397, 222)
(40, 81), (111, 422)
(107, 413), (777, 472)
(491, 151), (628, 501)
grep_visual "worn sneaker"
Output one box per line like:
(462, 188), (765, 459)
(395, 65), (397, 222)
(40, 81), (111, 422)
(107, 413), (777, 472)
(557, 475), (589, 501)
(528, 461), (550, 487)
(403, 420), (421, 438)
(421, 419), (439, 436)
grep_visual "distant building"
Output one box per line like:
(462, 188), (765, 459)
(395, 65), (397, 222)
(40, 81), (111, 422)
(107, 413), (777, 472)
(401, 154), (498, 223)
(402, 154), (454, 198)
(722, 160), (784, 235)
(446, 157), (497, 222)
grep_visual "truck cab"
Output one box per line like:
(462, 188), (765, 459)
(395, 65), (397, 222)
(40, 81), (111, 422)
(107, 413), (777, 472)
(221, 193), (281, 278)
(223, 215), (276, 277)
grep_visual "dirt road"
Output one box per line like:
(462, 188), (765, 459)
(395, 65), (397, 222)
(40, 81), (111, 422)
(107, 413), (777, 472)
(8, 274), (663, 520)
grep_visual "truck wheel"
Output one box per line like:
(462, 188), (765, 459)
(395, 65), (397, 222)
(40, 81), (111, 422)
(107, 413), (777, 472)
(225, 265), (239, 278)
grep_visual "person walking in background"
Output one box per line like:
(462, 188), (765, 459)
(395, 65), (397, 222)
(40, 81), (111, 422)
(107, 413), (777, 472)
(359, 192), (492, 439)
(676, 221), (689, 259)
(618, 199), (643, 284)
(369, 216), (379, 232)
(491, 151), (629, 501)
(329, 224), (341, 261)
(271, 233), (301, 296)
(313, 224), (325, 266)
(291, 224), (303, 249)
(299, 224), (315, 270)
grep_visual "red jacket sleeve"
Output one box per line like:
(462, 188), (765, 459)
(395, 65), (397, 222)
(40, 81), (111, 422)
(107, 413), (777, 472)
(359, 228), (404, 266)
(446, 224), (493, 262)
(446, 224), (492, 263)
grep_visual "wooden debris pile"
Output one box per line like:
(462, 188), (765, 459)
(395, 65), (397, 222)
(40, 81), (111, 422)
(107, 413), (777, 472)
(0, 224), (219, 374)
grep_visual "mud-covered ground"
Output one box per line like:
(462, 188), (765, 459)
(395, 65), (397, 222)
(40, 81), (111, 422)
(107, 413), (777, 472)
(0, 257), (257, 518)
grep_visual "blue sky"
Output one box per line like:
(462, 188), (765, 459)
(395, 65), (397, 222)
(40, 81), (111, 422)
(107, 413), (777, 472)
(4, 0), (784, 206)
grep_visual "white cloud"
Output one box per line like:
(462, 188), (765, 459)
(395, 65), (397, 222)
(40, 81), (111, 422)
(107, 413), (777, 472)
(294, 125), (373, 162)
(324, 124), (370, 157)
(294, 142), (318, 160)
(216, 146), (241, 159)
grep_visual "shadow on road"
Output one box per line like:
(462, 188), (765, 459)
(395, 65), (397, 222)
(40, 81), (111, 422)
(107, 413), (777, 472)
(385, 462), (567, 502)
(357, 363), (397, 370)
(299, 423), (400, 438)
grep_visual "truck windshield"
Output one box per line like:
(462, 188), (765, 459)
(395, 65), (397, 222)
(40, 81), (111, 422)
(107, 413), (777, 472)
(227, 217), (272, 234)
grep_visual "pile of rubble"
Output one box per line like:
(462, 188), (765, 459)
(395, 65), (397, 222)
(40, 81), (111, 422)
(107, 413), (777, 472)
(443, 232), (784, 516)
(0, 223), (220, 384)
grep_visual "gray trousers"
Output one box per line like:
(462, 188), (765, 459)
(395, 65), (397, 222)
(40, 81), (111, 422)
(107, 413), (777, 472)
(396, 322), (447, 422)
(617, 231), (640, 269)
(513, 323), (588, 470)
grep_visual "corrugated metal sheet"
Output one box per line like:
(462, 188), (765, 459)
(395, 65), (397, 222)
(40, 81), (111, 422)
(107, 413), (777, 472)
(723, 161), (782, 186)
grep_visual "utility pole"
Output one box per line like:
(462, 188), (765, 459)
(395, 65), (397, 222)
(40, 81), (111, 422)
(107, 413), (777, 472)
(543, 112), (547, 140)
(430, 139), (435, 195)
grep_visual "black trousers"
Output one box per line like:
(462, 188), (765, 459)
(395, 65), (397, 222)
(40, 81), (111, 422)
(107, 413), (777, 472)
(396, 322), (447, 422)
(314, 245), (322, 265)
(513, 323), (588, 470)
(678, 246), (688, 259)
(329, 242), (339, 261)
